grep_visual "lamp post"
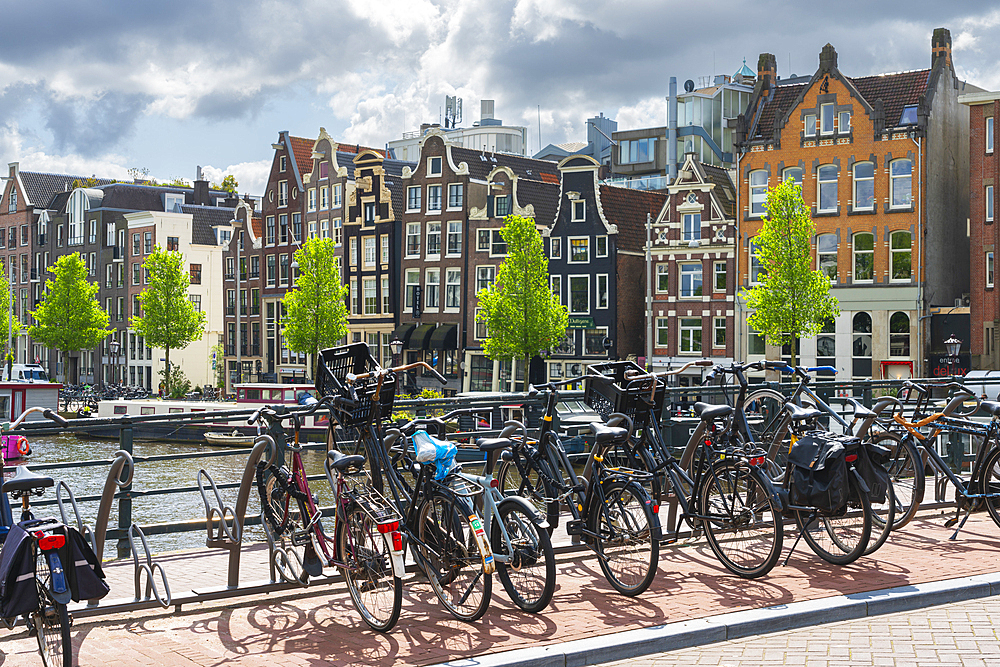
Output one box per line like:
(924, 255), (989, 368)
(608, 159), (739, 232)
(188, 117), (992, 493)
(109, 338), (120, 386)
(390, 337), (403, 395)
(944, 333), (962, 377)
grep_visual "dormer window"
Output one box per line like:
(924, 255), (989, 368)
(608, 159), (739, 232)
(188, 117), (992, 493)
(820, 104), (835, 135)
(900, 105), (919, 126)
(164, 193), (184, 213)
(7, 189), (15, 213)
(278, 181), (288, 207)
(572, 200), (586, 222)
(428, 156), (442, 176)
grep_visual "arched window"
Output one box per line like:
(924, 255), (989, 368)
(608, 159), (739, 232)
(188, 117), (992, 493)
(817, 233), (838, 280)
(853, 162), (874, 210)
(889, 312), (910, 357)
(890, 231), (912, 281)
(750, 170), (768, 216)
(853, 233), (874, 282)
(782, 166), (803, 187)
(853, 312), (873, 378)
(890, 159), (912, 208)
(66, 189), (90, 246)
(817, 164), (838, 213)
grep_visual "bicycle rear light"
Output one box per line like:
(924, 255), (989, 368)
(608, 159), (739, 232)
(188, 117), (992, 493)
(748, 455), (766, 467)
(489, 479), (500, 488)
(391, 531), (403, 551)
(845, 454), (858, 463)
(36, 533), (66, 551)
(377, 520), (400, 534)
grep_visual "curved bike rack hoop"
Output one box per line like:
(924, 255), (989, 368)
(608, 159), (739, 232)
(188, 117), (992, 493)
(261, 511), (309, 586)
(128, 523), (171, 608)
(55, 480), (97, 553)
(92, 450), (134, 561)
(197, 469), (241, 546)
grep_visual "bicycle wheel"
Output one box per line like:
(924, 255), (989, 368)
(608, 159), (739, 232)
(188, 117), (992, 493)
(497, 452), (559, 532)
(32, 550), (72, 667)
(745, 389), (788, 454)
(588, 480), (659, 596)
(491, 500), (555, 613)
(979, 446), (1000, 530)
(257, 465), (295, 536)
(338, 503), (402, 632)
(699, 460), (783, 578)
(864, 477), (896, 556)
(604, 437), (662, 509)
(416, 492), (493, 621)
(867, 431), (923, 529)
(795, 474), (872, 565)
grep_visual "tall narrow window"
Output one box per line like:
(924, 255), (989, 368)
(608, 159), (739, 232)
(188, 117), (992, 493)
(987, 185), (994, 222)
(448, 184), (463, 209)
(714, 261), (726, 291)
(988, 251), (995, 288)
(988, 116), (994, 154)
(890, 231), (911, 281)
(853, 233), (874, 282)
(889, 312), (910, 358)
(550, 275), (561, 304)
(750, 238), (765, 283)
(447, 221), (462, 255)
(680, 263), (702, 297)
(656, 264), (669, 292)
(426, 222), (441, 256)
(890, 159), (912, 209)
(750, 170), (767, 216)
(803, 113), (816, 137)
(820, 104), (835, 134)
(569, 276), (589, 314)
(596, 274), (608, 309)
(405, 269), (419, 309)
(656, 318), (669, 347)
(714, 317), (727, 348)
(817, 233), (838, 280)
(406, 223), (420, 257)
(445, 269), (461, 309)
(817, 164), (838, 213)
(838, 110), (851, 133)
(680, 318), (702, 353)
(425, 269), (440, 308)
(682, 213), (701, 241)
(427, 185), (442, 211)
(852, 312), (873, 378)
(853, 162), (874, 210)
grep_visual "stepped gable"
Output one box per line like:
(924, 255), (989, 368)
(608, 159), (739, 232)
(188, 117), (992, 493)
(18, 171), (116, 209)
(598, 184), (666, 252)
(701, 164), (736, 219)
(450, 147), (560, 182)
(515, 178), (560, 226)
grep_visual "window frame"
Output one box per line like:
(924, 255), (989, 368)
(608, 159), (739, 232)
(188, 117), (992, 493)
(988, 185), (995, 222)
(838, 110), (851, 134)
(852, 232), (875, 283)
(427, 156), (442, 177)
(714, 317), (727, 348)
(852, 161), (875, 211)
(679, 318), (703, 354)
(988, 251), (995, 288)
(447, 183), (464, 209)
(750, 170), (767, 217)
(424, 268), (440, 309)
(363, 236), (376, 267)
(596, 273), (609, 309)
(750, 237), (764, 284)
(888, 311), (911, 358)
(679, 262), (703, 298)
(803, 113), (816, 138)
(889, 231), (912, 282)
(713, 260), (726, 292)
(405, 222), (421, 258)
(427, 185), (442, 212)
(889, 158), (913, 209)
(656, 263), (669, 293)
(820, 103), (835, 135)
(682, 213), (701, 241)
(550, 237), (562, 260)
(595, 235), (608, 258)
(445, 268), (461, 310)
(817, 233), (838, 281)
(783, 166), (803, 187)
(550, 274), (562, 305)
(446, 221), (462, 256)
(571, 200), (586, 222)
(426, 221), (442, 257)
(405, 269), (420, 309)
(816, 164), (838, 213)
(568, 236), (590, 264)
(988, 116), (994, 154)
(655, 318), (669, 347)
(568, 275), (590, 314)
(477, 265), (496, 294)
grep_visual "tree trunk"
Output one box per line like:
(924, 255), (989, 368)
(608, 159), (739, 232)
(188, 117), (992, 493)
(523, 354), (530, 392)
(164, 347), (171, 397)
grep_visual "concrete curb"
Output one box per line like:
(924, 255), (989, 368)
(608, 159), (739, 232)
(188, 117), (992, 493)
(436, 571), (1000, 667)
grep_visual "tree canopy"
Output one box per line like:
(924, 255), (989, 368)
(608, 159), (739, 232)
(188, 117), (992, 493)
(477, 214), (567, 388)
(132, 246), (206, 392)
(282, 237), (349, 371)
(741, 178), (840, 365)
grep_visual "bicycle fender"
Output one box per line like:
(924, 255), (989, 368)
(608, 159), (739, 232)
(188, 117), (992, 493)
(497, 496), (549, 529)
(389, 542), (406, 579)
(45, 552), (72, 605)
(849, 466), (871, 495)
(749, 468), (785, 510)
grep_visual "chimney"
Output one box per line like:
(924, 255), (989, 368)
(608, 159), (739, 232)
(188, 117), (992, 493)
(8, 162), (18, 179)
(932, 27), (952, 68)
(192, 170), (210, 206)
(481, 100), (495, 121)
(819, 43), (838, 73)
(757, 53), (777, 94)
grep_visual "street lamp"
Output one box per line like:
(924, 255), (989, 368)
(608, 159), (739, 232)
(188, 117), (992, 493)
(390, 336), (403, 365)
(109, 339), (120, 386)
(944, 333), (962, 376)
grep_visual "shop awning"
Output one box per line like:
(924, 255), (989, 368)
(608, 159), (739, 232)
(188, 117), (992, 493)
(392, 323), (416, 347)
(429, 324), (458, 350)
(409, 323), (436, 350)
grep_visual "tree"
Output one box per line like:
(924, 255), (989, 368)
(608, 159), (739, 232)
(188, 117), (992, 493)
(741, 178), (840, 365)
(132, 246), (206, 394)
(282, 237), (349, 375)
(29, 253), (109, 381)
(220, 174), (238, 194)
(477, 214), (567, 390)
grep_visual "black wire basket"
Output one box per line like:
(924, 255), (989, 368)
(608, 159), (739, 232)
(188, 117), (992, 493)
(584, 360), (664, 428)
(315, 343), (396, 427)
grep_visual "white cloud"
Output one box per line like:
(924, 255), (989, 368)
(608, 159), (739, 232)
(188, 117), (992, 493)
(615, 97), (667, 133)
(200, 160), (272, 196)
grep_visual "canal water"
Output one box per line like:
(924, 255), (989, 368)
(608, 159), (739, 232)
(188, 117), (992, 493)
(4, 433), (334, 560)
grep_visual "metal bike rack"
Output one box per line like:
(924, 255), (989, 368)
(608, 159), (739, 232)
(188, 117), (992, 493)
(92, 450), (133, 561)
(261, 511), (308, 586)
(56, 480), (96, 552)
(128, 523), (171, 608)
(198, 469), (242, 545)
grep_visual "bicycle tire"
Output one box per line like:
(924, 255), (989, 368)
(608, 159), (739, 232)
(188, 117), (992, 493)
(416, 492), (493, 622)
(745, 389), (789, 459)
(979, 446), (1000, 530)
(699, 460), (783, 578)
(867, 431), (924, 529)
(490, 499), (555, 613)
(604, 437), (662, 509)
(864, 477), (896, 557)
(795, 473), (872, 565)
(257, 465), (294, 536)
(33, 550), (72, 667)
(497, 452), (559, 533)
(338, 503), (402, 632)
(588, 480), (659, 596)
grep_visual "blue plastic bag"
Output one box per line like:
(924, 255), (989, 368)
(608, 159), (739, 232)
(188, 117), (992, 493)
(411, 430), (457, 481)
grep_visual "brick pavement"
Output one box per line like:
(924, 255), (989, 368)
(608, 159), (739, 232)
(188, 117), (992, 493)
(607, 595), (1000, 666)
(1, 509), (1000, 666)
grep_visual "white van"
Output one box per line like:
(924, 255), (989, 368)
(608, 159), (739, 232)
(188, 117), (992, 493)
(964, 370), (1000, 401)
(4, 364), (50, 383)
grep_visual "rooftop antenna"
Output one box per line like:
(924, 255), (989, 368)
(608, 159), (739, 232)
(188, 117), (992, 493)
(537, 105), (542, 153)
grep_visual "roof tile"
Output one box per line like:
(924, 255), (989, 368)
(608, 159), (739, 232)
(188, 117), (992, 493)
(598, 185), (666, 253)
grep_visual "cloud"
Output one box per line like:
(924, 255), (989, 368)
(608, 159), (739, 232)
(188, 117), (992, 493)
(199, 160), (272, 196)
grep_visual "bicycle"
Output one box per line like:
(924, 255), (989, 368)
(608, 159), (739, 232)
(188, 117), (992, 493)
(317, 343), (495, 621)
(249, 395), (406, 632)
(496, 375), (662, 596)
(1, 407), (77, 667)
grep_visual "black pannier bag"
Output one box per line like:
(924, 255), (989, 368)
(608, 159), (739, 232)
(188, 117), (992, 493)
(855, 442), (891, 505)
(787, 431), (854, 513)
(64, 526), (109, 602)
(0, 523), (39, 618)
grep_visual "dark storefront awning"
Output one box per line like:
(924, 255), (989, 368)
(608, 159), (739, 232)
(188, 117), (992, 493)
(429, 324), (458, 350)
(392, 323), (416, 347)
(409, 323), (436, 350)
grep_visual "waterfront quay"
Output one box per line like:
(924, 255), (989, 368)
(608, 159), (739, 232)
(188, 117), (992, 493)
(2, 508), (1000, 666)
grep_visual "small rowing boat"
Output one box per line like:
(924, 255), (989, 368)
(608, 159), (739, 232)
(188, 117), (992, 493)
(203, 430), (256, 448)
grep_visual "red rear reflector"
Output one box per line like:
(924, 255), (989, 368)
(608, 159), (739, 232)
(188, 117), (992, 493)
(845, 454), (858, 462)
(391, 531), (403, 551)
(38, 534), (65, 551)
(652, 504), (660, 514)
(749, 456), (766, 467)
(490, 479), (500, 488)
(377, 521), (399, 534)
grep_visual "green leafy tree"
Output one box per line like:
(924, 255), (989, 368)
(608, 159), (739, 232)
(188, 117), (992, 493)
(282, 237), (349, 376)
(220, 174), (238, 194)
(741, 178), (840, 365)
(132, 246), (206, 394)
(29, 253), (109, 381)
(477, 214), (567, 390)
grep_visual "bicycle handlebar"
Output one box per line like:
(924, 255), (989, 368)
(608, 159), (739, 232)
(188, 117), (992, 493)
(9, 407), (69, 430)
(394, 407), (490, 435)
(247, 394), (354, 426)
(347, 360), (447, 386)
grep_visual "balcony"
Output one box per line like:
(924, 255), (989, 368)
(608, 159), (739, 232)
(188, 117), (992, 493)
(602, 174), (669, 191)
(224, 271), (235, 280)
(68, 235), (84, 246)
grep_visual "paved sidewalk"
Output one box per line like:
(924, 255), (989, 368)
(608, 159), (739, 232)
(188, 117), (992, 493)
(604, 595), (1000, 666)
(1, 508), (999, 666)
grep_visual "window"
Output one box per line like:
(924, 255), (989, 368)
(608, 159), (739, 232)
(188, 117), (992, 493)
(680, 263), (702, 297)
(988, 251), (995, 288)
(266, 254), (276, 286)
(853, 233), (874, 282)
(550, 237), (562, 259)
(680, 318), (702, 353)
(363, 236), (376, 266)
(279, 155), (286, 172)
(279, 254), (289, 285)
(445, 269), (461, 309)
(308, 220), (317, 239)
(189, 263), (203, 285)
(816, 319), (836, 365)
(682, 213), (701, 241)
(820, 103), (835, 135)
(477, 266), (495, 293)
(166, 236), (179, 252)
(890, 159), (912, 208)
(889, 312), (910, 358)
(853, 162), (874, 210)
(900, 105), (919, 125)
(477, 229), (491, 252)
(250, 255), (259, 279)
(428, 156), (442, 176)
(106, 222), (115, 247)
(144, 231), (152, 254)
(853, 312), (873, 378)
(350, 279), (358, 314)
(569, 276), (589, 314)
(714, 261), (727, 291)
(495, 195), (510, 217)
(988, 186), (995, 222)
(550, 275), (561, 304)
(381, 234), (389, 264)
(407, 186), (421, 211)
(803, 113), (816, 137)
(475, 308), (488, 340)
(890, 231), (911, 281)
(448, 184), (463, 209)
(189, 294), (201, 312)
(6, 189), (14, 213)
(279, 214), (289, 244)
(405, 269), (420, 309)
(572, 200), (585, 221)
(320, 186), (329, 210)
(265, 216), (275, 245)
(332, 184), (342, 208)
(292, 213), (302, 243)
(750, 237), (764, 283)
(656, 263), (669, 292)
(349, 237), (357, 266)
(308, 188), (316, 211)
(427, 186), (442, 212)
(656, 318), (669, 347)
(363, 278), (377, 314)
(425, 269), (440, 308)
(278, 180), (288, 207)
(132, 233), (140, 255)
(750, 170), (767, 216)
(619, 138), (655, 164)
(783, 167), (803, 187)
(584, 328), (608, 356)
(447, 221), (462, 255)
(332, 219), (341, 245)
(817, 165), (838, 213)
(381, 276), (390, 313)
(490, 230), (507, 256)
(596, 274), (608, 309)
(988, 117), (994, 154)
(596, 235), (608, 257)
(88, 219), (96, 244)
(838, 111), (851, 133)
(406, 223), (420, 256)
(426, 222), (441, 256)
(570, 237), (589, 263)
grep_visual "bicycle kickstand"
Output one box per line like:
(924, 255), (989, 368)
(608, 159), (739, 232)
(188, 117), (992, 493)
(945, 504), (973, 541)
(781, 513), (815, 566)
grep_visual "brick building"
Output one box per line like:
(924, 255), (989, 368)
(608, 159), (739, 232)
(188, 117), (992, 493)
(734, 29), (975, 379)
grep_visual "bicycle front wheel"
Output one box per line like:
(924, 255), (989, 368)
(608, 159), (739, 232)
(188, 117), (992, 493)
(979, 446), (1000, 530)
(699, 461), (783, 578)
(417, 493), (493, 622)
(588, 480), (659, 596)
(339, 504), (402, 632)
(864, 477), (896, 557)
(491, 500), (555, 613)
(33, 550), (72, 667)
(795, 474), (872, 565)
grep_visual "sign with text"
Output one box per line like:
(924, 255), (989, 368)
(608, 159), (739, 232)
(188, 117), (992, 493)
(567, 316), (595, 329)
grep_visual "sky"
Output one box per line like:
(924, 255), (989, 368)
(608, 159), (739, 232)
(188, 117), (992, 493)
(1, 1), (999, 196)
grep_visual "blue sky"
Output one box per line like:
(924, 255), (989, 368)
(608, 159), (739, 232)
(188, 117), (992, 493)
(1, 1), (998, 195)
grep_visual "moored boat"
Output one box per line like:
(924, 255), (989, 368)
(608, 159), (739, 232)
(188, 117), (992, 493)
(203, 430), (256, 447)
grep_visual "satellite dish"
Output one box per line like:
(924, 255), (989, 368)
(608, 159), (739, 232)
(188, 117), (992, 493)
(684, 79), (695, 93)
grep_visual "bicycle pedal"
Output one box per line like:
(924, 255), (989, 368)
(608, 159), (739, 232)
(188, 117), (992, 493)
(566, 520), (585, 536)
(291, 531), (312, 546)
(944, 516), (959, 528)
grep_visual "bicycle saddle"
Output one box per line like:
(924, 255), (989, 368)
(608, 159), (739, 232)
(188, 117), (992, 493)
(589, 421), (628, 443)
(327, 449), (366, 472)
(2, 465), (54, 493)
(693, 402), (733, 421)
(784, 403), (823, 422)
(981, 401), (1000, 418)
(476, 437), (512, 452)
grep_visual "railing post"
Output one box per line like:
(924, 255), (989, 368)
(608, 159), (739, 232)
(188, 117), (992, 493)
(117, 419), (134, 559)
